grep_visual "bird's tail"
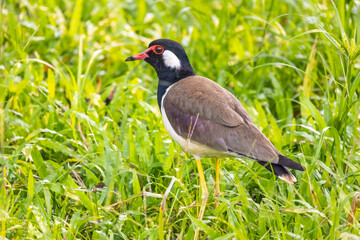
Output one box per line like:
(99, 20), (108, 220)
(257, 156), (305, 184)
(277, 155), (305, 171)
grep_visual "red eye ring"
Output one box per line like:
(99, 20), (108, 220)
(152, 45), (164, 55)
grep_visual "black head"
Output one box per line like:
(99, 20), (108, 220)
(126, 39), (195, 84)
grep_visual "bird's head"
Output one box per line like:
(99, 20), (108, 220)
(126, 39), (195, 83)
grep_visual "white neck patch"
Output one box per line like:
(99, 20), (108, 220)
(162, 50), (181, 69)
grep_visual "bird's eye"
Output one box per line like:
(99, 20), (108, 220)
(154, 45), (164, 54)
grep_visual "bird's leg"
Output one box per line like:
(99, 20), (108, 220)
(214, 158), (221, 207)
(196, 157), (209, 220)
(194, 157), (209, 239)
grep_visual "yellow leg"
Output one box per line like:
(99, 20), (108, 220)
(214, 158), (220, 207)
(194, 157), (209, 240)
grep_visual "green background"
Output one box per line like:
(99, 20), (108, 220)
(1, 0), (360, 239)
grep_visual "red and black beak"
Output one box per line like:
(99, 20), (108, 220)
(125, 49), (150, 61)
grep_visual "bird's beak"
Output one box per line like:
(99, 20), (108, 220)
(125, 50), (149, 61)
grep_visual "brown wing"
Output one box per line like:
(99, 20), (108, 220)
(163, 76), (280, 162)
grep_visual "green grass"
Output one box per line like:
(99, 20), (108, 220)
(1, 0), (360, 239)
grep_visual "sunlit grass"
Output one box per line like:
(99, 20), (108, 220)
(1, 0), (360, 239)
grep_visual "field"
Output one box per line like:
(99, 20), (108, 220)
(1, 0), (360, 239)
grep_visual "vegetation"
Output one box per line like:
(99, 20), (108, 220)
(1, 0), (360, 239)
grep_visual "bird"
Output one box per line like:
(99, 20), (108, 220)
(126, 39), (305, 237)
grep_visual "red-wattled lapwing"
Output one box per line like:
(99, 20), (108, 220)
(126, 39), (305, 233)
